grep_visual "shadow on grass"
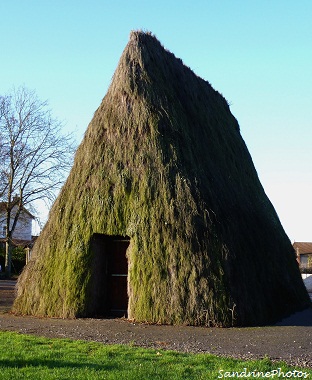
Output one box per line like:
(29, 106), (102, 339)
(0, 358), (117, 371)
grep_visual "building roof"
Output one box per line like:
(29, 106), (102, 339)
(293, 242), (312, 254)
(12, 30), (311, 326)
(0, 201), (35, 219)
(0, 236), (37, 247)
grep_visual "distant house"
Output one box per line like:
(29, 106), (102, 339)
(0, 201), (35, 247)
(293, 242), (312, 269)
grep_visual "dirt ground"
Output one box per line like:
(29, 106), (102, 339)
(0, 280), (311, 368)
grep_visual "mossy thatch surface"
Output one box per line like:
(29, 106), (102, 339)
(13, 31), (310, 326)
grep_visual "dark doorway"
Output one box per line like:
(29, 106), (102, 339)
(89, 234), (130, 317)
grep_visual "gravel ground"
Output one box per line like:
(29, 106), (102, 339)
(0, 280), (311, 368)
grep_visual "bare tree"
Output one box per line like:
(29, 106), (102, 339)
(0, 86), (75, 276)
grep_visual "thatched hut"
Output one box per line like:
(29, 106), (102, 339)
(13, 31), (310, 326)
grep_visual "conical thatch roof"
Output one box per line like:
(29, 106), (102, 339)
(13, 31), (310, 326)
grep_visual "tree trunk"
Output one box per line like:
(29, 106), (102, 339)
(5, 239), (12, 277)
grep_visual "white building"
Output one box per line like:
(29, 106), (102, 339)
(0, 202), (34, 242)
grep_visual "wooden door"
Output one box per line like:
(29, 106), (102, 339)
(107, 239), (129, 316)
(89, 234), (129, 318)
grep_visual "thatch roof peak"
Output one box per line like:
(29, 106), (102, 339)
(109, 30), (175, 93)
(102, 29), (233, 142)
(114, 30), (211, 90)
(129, 29), (157, 42)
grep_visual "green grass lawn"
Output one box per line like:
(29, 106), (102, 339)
(0, 331), (310, 379)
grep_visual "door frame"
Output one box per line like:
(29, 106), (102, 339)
(88, 233), (130, 317)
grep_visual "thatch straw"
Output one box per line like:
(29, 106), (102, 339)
(13, 31), (310, 326)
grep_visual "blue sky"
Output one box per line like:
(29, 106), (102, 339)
(1, 1), (311, 242)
